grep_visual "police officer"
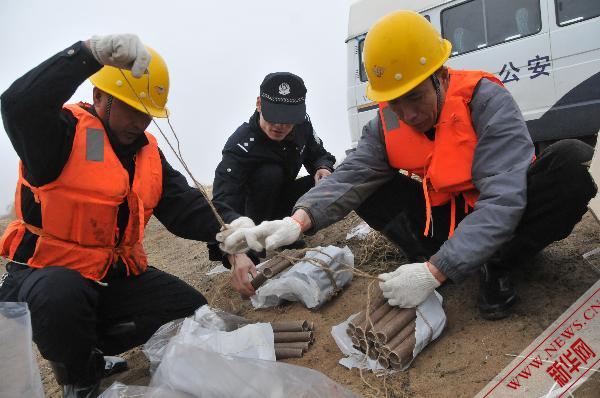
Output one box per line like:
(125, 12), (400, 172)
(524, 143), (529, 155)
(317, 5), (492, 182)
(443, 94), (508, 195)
(211, 72), (335, 237)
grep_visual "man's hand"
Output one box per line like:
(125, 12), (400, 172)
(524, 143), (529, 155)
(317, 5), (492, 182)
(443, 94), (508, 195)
(314, 168), (332, 184)
(228, 253), (257, 297)
(216, 216), (255, 254)
(245, 217), (302, 251)
(87, 34), (150, 78)
(378, 262), (442, 308)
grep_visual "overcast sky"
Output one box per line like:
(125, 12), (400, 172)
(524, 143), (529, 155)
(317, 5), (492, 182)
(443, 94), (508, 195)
(0, 0), (355, 213)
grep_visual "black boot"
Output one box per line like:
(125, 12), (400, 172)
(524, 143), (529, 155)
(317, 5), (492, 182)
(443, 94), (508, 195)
(381, 212), (431, 262)
(50, 348), (105, 398)
(477, 263), (518, 320)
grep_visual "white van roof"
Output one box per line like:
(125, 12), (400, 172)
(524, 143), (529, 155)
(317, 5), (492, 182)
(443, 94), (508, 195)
(347, 0), (452, 41)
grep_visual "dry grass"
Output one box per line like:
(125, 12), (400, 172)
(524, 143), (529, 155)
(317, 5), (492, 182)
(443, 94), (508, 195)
(353, 230), (407, 275)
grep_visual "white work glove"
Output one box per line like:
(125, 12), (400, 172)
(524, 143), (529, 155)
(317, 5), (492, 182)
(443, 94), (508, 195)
(89, 34), (151, 78)
(216, 216), (256, 254)
(378, 262), (441, 308)
(245, 217), (302, 251)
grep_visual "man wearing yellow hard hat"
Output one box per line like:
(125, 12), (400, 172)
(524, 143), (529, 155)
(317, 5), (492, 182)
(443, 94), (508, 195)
(0, 34), (255, 397)
(219, 12), (596, 319)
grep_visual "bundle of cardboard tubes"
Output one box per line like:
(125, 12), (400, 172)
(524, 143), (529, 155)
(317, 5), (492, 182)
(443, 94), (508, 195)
(346, 289), (417, 369)
(272, 320), (315, 360)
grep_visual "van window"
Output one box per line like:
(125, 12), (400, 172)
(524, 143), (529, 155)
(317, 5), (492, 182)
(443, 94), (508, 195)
(442, 0), (486, 55)
(442, 0), (542, 56)
(358, 38), (368, 82)
(556, 0), (600, 26)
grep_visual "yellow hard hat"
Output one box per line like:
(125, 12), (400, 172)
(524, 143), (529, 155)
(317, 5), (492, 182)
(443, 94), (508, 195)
(364, 10), (452, 102)
(89, 46), (169, 118)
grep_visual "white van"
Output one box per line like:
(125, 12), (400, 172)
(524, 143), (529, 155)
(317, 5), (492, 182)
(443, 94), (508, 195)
(346, 0), (600, 151)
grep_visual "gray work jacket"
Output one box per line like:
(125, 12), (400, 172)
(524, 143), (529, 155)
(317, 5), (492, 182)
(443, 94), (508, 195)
(294, 78), (535, 283)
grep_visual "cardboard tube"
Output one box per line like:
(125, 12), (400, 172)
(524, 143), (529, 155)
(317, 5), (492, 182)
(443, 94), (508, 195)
(376, 308), (416, 343)
(264, 249), (301, 277)
(389, 359), (405, 369)
(378, 355), (390, 369)
(357, 302), (393, 338)
(275, 347), (304, 360)
(351, 336), (360, 347)
(366, 334), (376, 345)
(274, 331), (313, 344)
(389, 334), (416, 364)
(380, 346), (391, 357)
(354, 325), (367, 339)
(261, 257), (291, 278)
(272, 320), (308, 333)
(359, 339), (368, 351)
(275, 342), (310, 353)
(349, 289), (386, 330)
(250, 272), (267, 289)
(348, 311), (365, 331)
(365, 302), (393, 329)
(367, 346), (380, 360)
(365, 306), (397, 341)
(386, 322), (416, 352)
(346, 327), (354, 337)
(305, 321), (315, 331)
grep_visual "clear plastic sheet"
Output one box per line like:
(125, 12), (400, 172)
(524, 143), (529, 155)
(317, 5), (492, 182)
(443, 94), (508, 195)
(173, 318), (275, 361)
(251, 245), (354, 309)
(346, 221), (372, 240)
(150, 341), (360, 398)
(192, 305), (252, 332)
(143, 318), (184, 373)
(143, 305), (257, 371)
(0, 302), (44, 398)
(99, 382), (191, 398)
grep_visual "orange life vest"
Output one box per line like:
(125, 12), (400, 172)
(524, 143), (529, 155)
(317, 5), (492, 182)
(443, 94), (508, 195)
(380, 69), (503, 238)
(0, 103), (163, 281)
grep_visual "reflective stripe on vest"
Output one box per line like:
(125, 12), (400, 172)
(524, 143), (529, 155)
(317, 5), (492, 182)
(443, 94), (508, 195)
(381, 69), (504, 238)
(0, 103), (163, 280)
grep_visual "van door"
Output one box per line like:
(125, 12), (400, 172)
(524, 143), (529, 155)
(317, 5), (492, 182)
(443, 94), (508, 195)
(441, 0), (555, 142)
(539, 0), (600, 141)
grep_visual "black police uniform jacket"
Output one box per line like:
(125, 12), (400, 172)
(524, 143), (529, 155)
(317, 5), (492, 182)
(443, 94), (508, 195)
(212, 111), (336, 216)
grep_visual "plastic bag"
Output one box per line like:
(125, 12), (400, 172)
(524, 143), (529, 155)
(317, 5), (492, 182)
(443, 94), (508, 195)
(346, 221), (371, 240)
(0, 302), (44, 398)
(143, 318), (185, 373)
(99, 382), (191, 398)
(174, 317), (275, 361)
(150, 340), (360, 398)
(143, 306), (258, 371)
(192, 305), (252, 332)
(251, 245), (354, 309)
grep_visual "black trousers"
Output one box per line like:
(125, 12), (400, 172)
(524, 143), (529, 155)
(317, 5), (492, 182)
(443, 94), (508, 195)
(245, 164), (315, 224)
(0, 263), (206, 383)
(356, 139), (597, 268)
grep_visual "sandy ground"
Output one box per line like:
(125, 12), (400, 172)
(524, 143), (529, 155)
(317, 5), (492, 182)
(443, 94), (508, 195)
(1, 211), (599, 397)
